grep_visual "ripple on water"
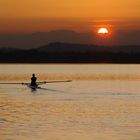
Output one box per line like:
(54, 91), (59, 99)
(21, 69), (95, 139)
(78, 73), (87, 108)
(0, 80), (140, 140)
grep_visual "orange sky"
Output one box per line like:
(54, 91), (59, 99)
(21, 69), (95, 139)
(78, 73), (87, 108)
(0, 0), (140, 33)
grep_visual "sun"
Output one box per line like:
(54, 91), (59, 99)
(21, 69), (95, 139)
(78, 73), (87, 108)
(98, 28), (109, 34)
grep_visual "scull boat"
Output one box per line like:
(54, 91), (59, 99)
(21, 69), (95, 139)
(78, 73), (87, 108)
(0, 80), (72, 90)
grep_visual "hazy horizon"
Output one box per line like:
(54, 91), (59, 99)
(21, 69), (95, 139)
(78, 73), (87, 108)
(0, 29), (140, 49)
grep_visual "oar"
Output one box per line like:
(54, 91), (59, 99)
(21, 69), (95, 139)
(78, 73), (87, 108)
(0, 82), (23, 84)
(37, 80), (72, 84)
(0, 82), (30, 85)
(0, 80), (72, 85)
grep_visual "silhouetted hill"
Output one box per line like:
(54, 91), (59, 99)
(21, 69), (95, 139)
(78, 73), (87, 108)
(38, 42), (140, 53)
(0, 29), (140, 49)
(0, 30), (93, 49)
(0, 42), (140, 63)
(0, 47), (20, 52)
(38, 42), (101, 53)
(1, 42), (140, 53)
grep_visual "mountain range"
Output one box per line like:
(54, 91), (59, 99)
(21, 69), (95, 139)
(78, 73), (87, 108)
(0, 29), (140, 49)
(0, 42), (139, 63)
(0, 42), (140, 53)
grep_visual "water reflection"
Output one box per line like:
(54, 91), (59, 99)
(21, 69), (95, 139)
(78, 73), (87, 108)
(0, 80), (140, 140)
(0, 64), (140, 140)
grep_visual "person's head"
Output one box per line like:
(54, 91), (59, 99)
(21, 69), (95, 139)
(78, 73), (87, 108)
(32, 73), (35, 77)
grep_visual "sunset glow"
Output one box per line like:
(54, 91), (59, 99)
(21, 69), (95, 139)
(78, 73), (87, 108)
(0, 0), (139, 46)
(0, 0), (140, 34)
(98, 28), (109, 34)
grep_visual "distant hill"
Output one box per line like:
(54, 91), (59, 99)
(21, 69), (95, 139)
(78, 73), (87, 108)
(0, 42), (140, 63)
(0, 30), (93, 49)
(0, 42), (140, 53)
(0, 29), (140, 49)
(38, 42), (101, 53)
(0, 47), (20, 52)
(38, 42), (140, 53)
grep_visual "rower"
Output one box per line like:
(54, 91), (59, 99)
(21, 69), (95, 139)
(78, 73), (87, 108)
(31, 73), (37, 86)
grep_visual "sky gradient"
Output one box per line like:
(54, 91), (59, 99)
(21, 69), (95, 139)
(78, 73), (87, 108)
(0, 0), (140, 46)
(0, 0), (140, 33)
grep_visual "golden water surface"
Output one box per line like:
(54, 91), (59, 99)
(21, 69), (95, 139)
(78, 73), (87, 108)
(0, 64), (140, 140)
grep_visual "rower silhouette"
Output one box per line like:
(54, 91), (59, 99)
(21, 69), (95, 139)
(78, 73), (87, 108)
(31, 73), (37, 86)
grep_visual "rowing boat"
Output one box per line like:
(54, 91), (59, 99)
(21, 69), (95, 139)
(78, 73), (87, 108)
(0, 80), (72, 90)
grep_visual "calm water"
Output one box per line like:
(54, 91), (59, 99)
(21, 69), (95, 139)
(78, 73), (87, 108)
(0, 64), (140, 140)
